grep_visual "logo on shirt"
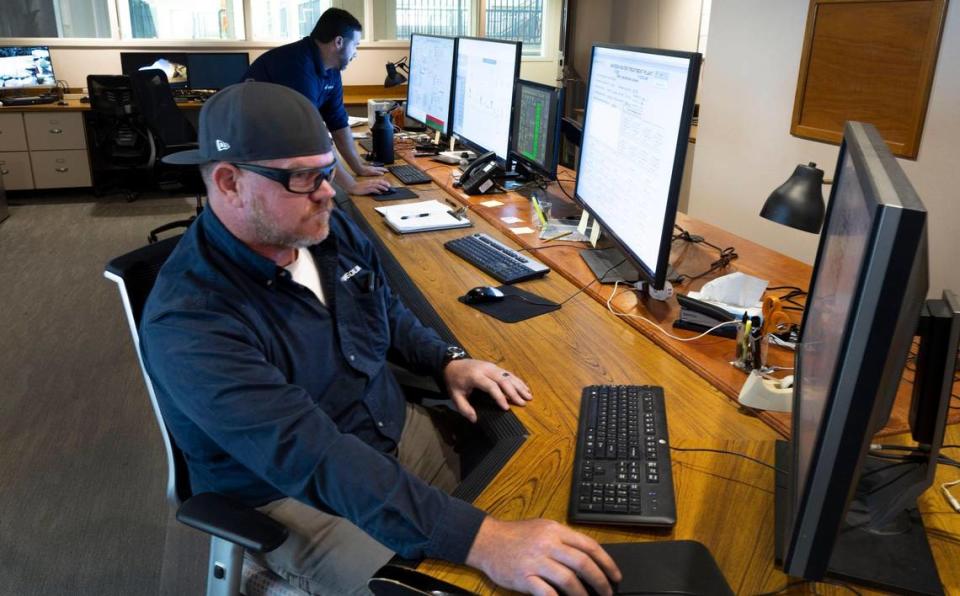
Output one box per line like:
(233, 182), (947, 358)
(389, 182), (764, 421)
(340, 265), (361, 282)
(324, 84), (335, 91)
(215, 139), (231, 152)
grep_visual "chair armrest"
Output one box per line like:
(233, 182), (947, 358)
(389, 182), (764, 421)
(176, 492), (289, 554)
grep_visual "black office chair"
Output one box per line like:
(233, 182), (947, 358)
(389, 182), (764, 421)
(104, 237), (301, 596)
(129, 69), (205, 243)
(86, 74), (154, 200)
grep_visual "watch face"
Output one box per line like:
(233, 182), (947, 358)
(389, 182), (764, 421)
(445, 346), (467, 361)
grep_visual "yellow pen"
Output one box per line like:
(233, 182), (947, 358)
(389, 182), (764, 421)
(531, 197), (547, 227)
(544, 231), (572, 242)
(742, 319), (752, 357)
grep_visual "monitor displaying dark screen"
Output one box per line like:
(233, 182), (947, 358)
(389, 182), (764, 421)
(509, 79), (562, 179)
(120, 52), (189, 89)
(779, 122), (945, 593)
(0, 46), (55, 89)
(186, 53), (250, 91)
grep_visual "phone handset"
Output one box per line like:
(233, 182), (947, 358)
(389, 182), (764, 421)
(457, 151), (503, 195)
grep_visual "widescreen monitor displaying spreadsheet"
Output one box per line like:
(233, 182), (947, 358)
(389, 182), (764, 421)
(405, 34), (457, 134)
(0, 46), (55, 89)
(451, 37), (521, 162)
(509, 79), (563, 179)
(574, 45), (700, 290)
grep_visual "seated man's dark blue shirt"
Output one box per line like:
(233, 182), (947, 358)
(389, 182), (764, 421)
(244, 37), (351, 132)
(139, 207), (485, 563)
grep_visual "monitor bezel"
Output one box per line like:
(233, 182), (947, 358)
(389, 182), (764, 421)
(0, 45), (56, 90)
(784, 121), (929, 578)
(404, 33), (458, 136)
(184, 52), (251, 91)
(508, 79), (564, 181)
(451, 36), (522, 164)
(572, 43), (701, 289)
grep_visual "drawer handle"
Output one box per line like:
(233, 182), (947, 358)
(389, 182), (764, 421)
(55, 167), (70, 173)
(49, 128), (63, 134)
(1, 169), (9, 175)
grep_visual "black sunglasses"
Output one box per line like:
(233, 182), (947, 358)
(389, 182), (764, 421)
(231, 159), (338, 194)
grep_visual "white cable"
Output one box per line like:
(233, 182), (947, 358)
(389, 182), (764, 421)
(605, 280), (738, 342)
(942, 479), (960, 513)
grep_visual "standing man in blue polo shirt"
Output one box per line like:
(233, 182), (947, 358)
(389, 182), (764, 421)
(245, 8), (390, 196)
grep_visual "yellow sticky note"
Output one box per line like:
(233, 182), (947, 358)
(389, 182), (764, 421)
(480, 199), (504, 207)
(577, 210), (590, 235)
(589, 220), (602, 247)
(510, 226), (537, 234)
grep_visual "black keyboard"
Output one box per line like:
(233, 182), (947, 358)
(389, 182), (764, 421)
(1, 94), (57, 106)
(388, 164), (432, 185)
(568, 385), (676, 527)
(444, 233), (550, 284)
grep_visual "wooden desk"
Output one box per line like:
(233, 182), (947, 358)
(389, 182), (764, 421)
(346, 164), (960, 594)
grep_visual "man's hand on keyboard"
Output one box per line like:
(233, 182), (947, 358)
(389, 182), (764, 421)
(355, 163), (388, 176)
(348, 177), (391, 195)
(467, 517), (622, 596)
(443, 359), (532, 423)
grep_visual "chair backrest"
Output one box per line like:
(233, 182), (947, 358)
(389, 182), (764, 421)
(87, 74), (138, 117)
(104, 235), (193, 505)
(130, 68), (197, 148)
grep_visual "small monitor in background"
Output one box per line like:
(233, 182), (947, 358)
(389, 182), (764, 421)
(574, 45), (701, 293)
(120, 52), (189, 89)
(0, 46), (55, 89)
(186, 53), (250, 91)
(405, 34), (457, 135)
(451, 37), (522, 163)
(509, 80), (563, 181)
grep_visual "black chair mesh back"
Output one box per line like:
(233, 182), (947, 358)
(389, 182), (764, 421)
(87, 74), (138, 117)
(106, 235), (194, 502)
(130, 69), (197, 148)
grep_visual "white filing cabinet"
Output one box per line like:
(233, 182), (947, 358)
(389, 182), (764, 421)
(0, 110), (91, 190)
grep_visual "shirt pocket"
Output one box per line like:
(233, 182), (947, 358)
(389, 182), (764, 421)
(337, 269), (391, 373)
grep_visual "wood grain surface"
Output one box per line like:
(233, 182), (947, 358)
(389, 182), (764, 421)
(348, 154), (960, 594)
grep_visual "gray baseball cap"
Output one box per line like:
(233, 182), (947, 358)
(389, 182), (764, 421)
(163, 81), (333, 165)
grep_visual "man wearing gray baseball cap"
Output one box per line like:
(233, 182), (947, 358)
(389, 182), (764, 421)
(143, 82), (619, 596)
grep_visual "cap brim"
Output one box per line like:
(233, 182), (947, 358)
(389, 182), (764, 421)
(162, 149), (208, 165)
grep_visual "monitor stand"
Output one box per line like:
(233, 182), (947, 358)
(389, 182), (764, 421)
(774, 443), (943, 595)
(580, 244), (680, 286)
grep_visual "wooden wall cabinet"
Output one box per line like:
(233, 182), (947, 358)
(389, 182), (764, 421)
(791, 0), (948, 159)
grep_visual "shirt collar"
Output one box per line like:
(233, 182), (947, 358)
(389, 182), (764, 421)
(302, 36), (332, 77)
(199, 208), (284, 287)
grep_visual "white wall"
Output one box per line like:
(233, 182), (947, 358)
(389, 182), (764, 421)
(688, 0), (960, 296)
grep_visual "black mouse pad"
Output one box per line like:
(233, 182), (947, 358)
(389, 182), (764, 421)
(601, 540), (733, 595)
(458, 285), (560, 323)
(372, 187), (419, 201)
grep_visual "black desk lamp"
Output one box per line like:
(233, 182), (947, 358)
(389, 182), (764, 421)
(384, 57), (409, 87)
(760, 162), (827, 234)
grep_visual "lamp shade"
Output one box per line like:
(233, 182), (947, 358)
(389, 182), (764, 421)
(760, 162), (826, 234)
(384, 62), (407, 87)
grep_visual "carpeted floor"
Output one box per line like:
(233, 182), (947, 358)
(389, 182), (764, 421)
(0, 190), (206, 595)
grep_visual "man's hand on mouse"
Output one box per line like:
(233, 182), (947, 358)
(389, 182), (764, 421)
(442, 359), (532, 423)
(348, 177), (391, 195)
(467, 517), (622, 596)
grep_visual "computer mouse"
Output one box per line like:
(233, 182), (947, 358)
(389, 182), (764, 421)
(463, 286), (505, 304)
(376, 186), (397, 196)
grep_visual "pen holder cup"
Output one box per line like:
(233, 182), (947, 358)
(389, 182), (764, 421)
(532, 194), (552, 229)
(734, 323), (769, 372)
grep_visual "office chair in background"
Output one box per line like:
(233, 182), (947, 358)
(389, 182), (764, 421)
(129, 69), (205, 243)
(86, 74), (154, 201)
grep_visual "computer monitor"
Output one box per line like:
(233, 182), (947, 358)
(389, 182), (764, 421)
(776, 121), (957, 594)
(0, 46), (55, 89)
(573, 45), (700, 291)
(509, 80), (563, 180)
(405, 34), (457, 135)
(186, 53), (250, 91)
(451, 37), (522, 162)
(120, 52), (189, 89)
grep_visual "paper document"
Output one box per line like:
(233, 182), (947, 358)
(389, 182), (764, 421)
(375, 200), (472, 234)
(348, 116), (367, 127)
(697, 272), (768, 308)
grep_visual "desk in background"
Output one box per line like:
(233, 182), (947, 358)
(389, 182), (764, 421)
(344, 150), (960, 594)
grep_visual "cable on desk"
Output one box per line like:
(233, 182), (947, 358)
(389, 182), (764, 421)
(752, 580), (809, 596)
(670, 225), (739, 284)
(666, 443), (785, 474)
(606, 280), (738, 341)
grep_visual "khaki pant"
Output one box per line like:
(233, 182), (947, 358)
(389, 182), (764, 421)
(253, 402), (461, 595)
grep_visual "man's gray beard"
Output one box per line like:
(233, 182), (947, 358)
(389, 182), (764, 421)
(250, 197), (324, 249)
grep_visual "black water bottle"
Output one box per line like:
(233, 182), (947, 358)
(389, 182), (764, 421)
(371, 109), (395, 164)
